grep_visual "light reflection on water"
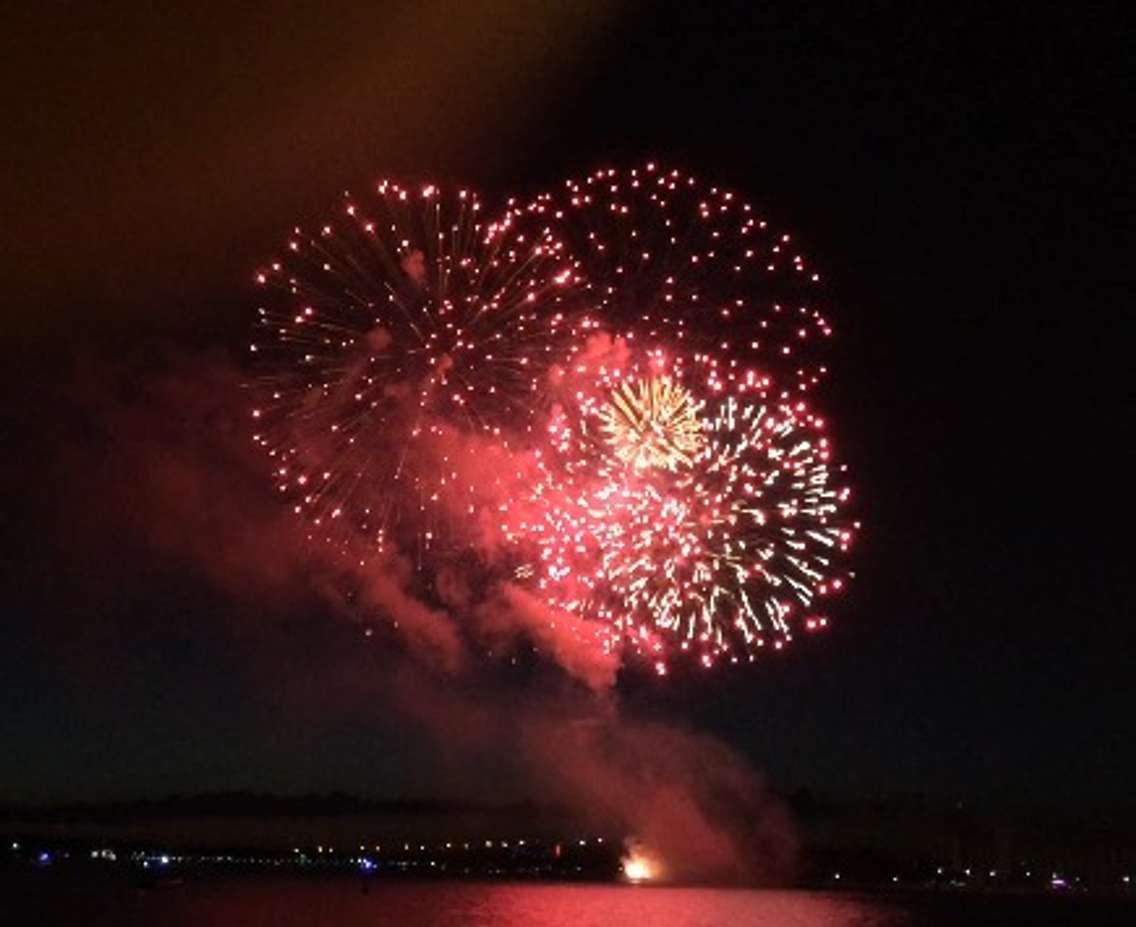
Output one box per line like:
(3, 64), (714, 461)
(10, 877), (1133, 926)
(356, 883), (908, 927)
(13, 878), (909, 926)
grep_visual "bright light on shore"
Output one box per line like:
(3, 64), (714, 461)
(621, 841), (662, 883)
(623, 856), (653, 881)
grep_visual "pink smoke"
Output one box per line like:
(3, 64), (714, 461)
(41, 344), (799, 884)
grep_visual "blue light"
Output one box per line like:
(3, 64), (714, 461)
(359, 857), (376, 871)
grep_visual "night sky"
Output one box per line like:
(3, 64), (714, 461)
(1, 2), (1129, 809)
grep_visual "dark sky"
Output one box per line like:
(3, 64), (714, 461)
(0, 2), (1129, 807)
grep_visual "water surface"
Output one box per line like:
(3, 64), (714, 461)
(7, 876), (1133, 925)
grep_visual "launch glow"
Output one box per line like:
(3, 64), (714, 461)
(623, 855), (654, 882)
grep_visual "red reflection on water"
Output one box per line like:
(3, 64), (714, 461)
(7, 877), (908, 927)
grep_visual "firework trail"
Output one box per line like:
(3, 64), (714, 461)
(250, 164), (856, 672)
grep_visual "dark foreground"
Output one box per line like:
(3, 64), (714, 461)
(5, 874), (1133, 926)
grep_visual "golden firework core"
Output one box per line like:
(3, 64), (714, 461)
(600, 377), (704, 470)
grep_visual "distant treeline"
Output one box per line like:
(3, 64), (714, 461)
(0, 792), (565, 823)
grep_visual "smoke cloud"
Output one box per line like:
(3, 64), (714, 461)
(25, 342), (797, 883)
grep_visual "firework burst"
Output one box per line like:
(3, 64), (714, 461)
(504, 343), (855, 668)
(599, 375), (705, 470)
(511, 162), (835, 397)
(249, 181), (587, 556)
(250, 163), (857, 672)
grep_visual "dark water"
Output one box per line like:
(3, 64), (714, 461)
(7, 876), (1133, 925)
